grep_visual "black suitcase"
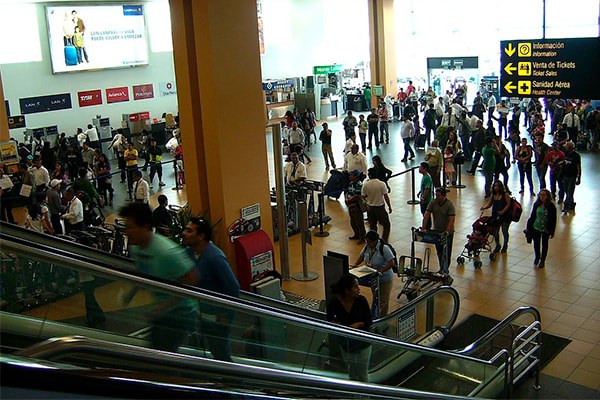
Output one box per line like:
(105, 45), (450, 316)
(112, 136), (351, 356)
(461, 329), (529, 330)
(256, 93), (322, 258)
(415, 134), (427, 149)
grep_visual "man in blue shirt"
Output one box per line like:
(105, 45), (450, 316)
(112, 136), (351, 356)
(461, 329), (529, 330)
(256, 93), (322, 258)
(182, 217), (240, 362)
(120, 203), (199, 352)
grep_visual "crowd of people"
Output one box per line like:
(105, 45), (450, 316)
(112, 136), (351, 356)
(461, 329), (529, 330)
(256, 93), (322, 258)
(0, 122), (182, 236)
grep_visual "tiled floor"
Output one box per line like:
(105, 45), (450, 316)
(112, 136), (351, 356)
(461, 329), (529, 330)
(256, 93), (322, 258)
(8, 112), (600, 391)
(262, 114), (600, 391)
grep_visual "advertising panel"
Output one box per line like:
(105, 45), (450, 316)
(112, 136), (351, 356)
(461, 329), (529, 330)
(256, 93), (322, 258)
(106, 86), (129, 104)
(45, 4), (149, 73)
(78, 89), (103, 107)
(19, 93), (72, 114)
(133, 84), (154, 100)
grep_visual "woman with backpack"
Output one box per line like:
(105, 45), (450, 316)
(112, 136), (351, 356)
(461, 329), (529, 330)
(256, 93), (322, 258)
(480, 181), (512, 254)
(350, 230), (395, 317)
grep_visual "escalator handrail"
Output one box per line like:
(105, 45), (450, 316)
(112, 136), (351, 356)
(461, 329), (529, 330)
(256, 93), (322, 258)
(1, 236), (490, 367)
(453, 306), (542, 356)
(17, 335), (474, 400)
(0, 222), (461, 331)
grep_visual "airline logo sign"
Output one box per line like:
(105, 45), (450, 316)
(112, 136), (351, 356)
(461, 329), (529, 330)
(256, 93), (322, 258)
(133, 84), (154, 100)
(106, 87), (130, 103)
(500, 37), (600, 98)
(78, 90), (103, 107)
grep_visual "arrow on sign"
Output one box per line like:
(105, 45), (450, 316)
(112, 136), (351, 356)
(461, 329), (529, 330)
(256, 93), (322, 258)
(504, 43), (516, 57)
(504, 62), (517, 75)
(504, 81), (517, 94)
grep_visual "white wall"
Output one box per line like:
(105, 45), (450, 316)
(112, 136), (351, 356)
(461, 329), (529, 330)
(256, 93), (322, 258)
(1, 1), (178, 142)
(259, 0), (370, 79)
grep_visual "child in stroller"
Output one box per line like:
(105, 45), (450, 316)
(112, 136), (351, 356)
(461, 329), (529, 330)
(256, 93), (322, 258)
(458, 215), (500, 268)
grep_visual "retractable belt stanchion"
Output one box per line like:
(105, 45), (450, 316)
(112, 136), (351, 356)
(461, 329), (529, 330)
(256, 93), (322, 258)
(293, 200), (319, 282)
(453, 163), (466, 189)
(314, 192), (329, 237)
(407, 167), (420, 205)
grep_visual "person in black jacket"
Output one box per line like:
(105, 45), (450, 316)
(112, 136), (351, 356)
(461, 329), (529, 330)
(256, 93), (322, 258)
(371, 155), (392, 192)
(326, 274), (372, 382)
(526, 189), (557, 269)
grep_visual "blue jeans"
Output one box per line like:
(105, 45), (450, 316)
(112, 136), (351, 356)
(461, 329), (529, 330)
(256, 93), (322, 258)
(403, 137), (415, 159)
(379, 122), (389, 142)
(425, 126), (436, 145)
(536, 165), (548, 189)
(435, 233), (454, 274)
(469, 151), (481, 173)
(562, 176), (577, 210)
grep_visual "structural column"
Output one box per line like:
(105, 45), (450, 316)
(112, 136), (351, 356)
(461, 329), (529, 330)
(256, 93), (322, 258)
(169, 0), (272, 272)
(0, 69), (9, 141)
(368, 0), (398, 100)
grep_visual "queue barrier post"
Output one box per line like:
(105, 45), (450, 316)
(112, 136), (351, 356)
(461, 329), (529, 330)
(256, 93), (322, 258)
(314, 192), (330, 238)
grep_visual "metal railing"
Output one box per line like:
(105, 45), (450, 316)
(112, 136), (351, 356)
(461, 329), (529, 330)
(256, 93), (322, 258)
(17, 336), (474, 400)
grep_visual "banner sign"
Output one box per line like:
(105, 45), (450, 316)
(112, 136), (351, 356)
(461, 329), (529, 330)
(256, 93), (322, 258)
(106, 86), (129, 103)
(78, 90), (103, 107)
(500, 37), (600, 98)
(133, 84), (154, 100)
(313, 64), (343, 74)
(8, 115), (26, 129)
(158, 81), (177, 97)
(0, 141), (19, 164)
(262, 79), (294, 91)
(19, 93), (72, 114)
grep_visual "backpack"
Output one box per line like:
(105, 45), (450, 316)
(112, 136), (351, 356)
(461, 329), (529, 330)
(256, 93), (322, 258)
(510, 197), (523, 222)
(379, 240), (399, 273)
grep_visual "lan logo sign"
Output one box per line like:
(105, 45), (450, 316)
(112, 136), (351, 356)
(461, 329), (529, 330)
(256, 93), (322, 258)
(518, 42), (532, 57)
(518, 81), (531, 95)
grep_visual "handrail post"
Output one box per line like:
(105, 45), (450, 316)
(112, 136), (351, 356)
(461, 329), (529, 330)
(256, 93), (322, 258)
(270, 123), (291, 280)
(293, 201), (319, 281)
(407, 167), (419, 205)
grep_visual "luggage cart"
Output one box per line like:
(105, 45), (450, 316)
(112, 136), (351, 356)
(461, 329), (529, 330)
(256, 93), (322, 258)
(397, 227), (453, 301)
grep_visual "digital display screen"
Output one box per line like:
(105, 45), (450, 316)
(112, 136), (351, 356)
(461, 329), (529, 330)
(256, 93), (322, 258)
(45, 4), (149, 74)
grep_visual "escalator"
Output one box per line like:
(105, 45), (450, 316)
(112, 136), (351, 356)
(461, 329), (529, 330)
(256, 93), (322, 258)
(0, 223), (542, 398)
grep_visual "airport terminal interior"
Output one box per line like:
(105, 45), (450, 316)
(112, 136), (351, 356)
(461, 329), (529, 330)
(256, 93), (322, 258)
(1, 0), (600, 398)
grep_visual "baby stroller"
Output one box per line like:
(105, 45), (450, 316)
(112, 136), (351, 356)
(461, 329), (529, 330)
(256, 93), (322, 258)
(457, 215), (501, 268)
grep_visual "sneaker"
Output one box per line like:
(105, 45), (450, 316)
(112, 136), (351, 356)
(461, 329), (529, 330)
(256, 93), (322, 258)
(533, 257), (539, 266)
(348, 235), (359, 240)
(500, 246), (508, 253)
(537, 262), (545, 269)
(401, 158), (407, 162)
(519, 189), (524, 193)
(159, 182), (166, 186)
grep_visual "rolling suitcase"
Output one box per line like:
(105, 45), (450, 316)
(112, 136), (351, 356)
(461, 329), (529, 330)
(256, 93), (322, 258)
(415, 133), (427, 149)
(65, 45), (78, 66)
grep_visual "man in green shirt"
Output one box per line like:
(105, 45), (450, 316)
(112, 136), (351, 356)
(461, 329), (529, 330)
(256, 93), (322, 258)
(481, 137), (499, 198)
(418, 162), (433, 229)
(120, 203), (199, 352)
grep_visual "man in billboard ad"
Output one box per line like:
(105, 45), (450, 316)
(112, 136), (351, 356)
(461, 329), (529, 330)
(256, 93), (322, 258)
(46, 5), (149, 73)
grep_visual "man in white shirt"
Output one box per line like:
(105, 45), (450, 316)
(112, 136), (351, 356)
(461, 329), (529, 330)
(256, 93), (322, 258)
(487, 92), (497, 123)
(85, 124), (100, 149)
(361, 168), (392, 243)
(435, 97), (445, 126)
(29, 158), (50, 190)
(133, 170), (150, 203)
(81, 142), (95, 167)
(76, 128), (88, 148)
(442, 90), (451, 107)
(400, 116), (416, 162)
(562, 108), (581, 142)
(286, 121), (305, 155)
(343, 144), (368, 175)
(284, 153), (307, 186)
(344, 133), (356, 156)
(61, 187), (84, 232)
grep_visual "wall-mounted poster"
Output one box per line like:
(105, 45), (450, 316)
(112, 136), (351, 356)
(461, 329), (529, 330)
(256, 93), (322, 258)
(19, 93), (72, 114)
(45, 4), (149, 74)
(106, 86), (129, 103)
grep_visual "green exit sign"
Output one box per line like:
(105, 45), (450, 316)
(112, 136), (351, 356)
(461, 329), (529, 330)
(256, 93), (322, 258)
(313, 64), (343, 74)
